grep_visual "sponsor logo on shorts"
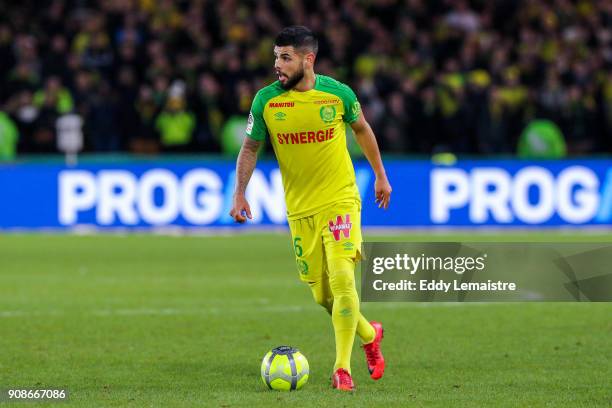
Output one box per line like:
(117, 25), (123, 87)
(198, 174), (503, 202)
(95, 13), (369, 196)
(329, 214), (352, 241)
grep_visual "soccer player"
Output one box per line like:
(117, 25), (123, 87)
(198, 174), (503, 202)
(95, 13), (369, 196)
(230, 26), (392, 391)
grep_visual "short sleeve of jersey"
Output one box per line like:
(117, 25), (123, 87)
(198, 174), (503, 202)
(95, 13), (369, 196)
(245, 91), (267, 141)
(339, 83), (361, 124)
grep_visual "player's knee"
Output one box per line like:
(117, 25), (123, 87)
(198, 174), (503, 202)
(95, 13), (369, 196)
(329, 272), (357, 298)
(328, 258), (357, 296)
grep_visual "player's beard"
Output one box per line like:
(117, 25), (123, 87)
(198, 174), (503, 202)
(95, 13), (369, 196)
(280, 67), (305, 90)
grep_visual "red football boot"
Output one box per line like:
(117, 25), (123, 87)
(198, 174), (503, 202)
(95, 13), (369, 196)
(362, 321), (385, 380)
(331, 368), (355, 391)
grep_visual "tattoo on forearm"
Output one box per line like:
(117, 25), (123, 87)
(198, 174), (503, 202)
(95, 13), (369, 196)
(234, 138), (261, 195)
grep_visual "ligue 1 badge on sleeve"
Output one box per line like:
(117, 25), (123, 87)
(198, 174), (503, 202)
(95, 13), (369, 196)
(246, 112), (254, 134)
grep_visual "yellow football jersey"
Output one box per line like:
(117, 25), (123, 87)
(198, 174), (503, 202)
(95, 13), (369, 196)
(246, 75), (362, 220)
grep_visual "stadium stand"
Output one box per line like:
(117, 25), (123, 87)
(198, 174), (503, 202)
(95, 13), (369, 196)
(0, 0), (611, 158)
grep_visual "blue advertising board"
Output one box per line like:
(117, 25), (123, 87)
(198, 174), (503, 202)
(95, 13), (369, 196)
(0, 159), (611, 229)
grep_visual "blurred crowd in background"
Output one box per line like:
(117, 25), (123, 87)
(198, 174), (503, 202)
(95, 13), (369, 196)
(0, 0), (611, 159)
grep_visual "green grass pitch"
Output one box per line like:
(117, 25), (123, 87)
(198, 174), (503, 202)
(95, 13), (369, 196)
(1, 232), (611, 407)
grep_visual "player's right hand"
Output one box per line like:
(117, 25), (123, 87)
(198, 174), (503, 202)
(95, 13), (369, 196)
(230, 194), (253, 223)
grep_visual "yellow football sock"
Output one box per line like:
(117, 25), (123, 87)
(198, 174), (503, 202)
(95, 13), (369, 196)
(327, 257), (361, 374)
(357, 314), (376, 344)
(307, 259), (376, 366)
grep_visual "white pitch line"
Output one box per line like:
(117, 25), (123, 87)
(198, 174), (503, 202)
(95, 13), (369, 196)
(0, 302), (499, 318)
(0, 310), (63, 317)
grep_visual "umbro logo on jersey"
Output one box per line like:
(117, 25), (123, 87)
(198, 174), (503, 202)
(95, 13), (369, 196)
(269, 102), (294, 108)
(274, 112), (287, 121)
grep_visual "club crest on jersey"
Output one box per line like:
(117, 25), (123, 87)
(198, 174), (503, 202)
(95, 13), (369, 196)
(328, 214), (352, 241)
(297, 259), (309, 276)
(319, 106), (336, 123)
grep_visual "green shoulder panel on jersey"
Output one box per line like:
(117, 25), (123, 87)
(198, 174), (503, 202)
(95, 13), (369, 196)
(246, 82), (286, 141)
(314, 75), (361, 124)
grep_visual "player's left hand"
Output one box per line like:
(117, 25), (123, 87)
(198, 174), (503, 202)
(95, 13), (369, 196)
(375, 176), (392, 209)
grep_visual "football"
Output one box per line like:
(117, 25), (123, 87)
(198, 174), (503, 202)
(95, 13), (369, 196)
(260, 346), (309, 391)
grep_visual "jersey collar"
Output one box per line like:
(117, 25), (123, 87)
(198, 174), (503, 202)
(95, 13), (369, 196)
(287, 74), (319, 94)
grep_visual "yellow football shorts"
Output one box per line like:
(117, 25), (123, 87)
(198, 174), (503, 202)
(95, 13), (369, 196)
(288, 200), (362, 283)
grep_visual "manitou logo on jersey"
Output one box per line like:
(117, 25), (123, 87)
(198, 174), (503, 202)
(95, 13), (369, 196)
(268, 102), (295, 108)
(329, 215), (352, 241)
(430, 165), (612, 224)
